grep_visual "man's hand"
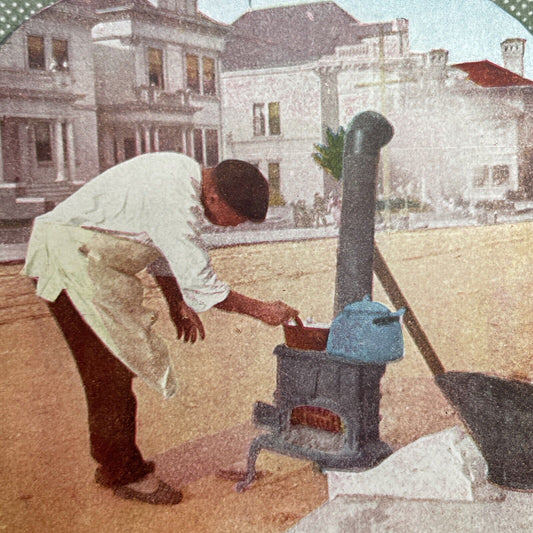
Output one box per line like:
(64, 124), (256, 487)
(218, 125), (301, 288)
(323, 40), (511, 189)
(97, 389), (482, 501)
(257, 300), (299, 326)
(154, 275), (206, 343)
(171, 301), (205, 343)
(215, 291), (298, 326)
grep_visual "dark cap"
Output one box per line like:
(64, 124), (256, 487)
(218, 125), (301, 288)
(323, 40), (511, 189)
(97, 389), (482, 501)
(214, 160), (269, 222)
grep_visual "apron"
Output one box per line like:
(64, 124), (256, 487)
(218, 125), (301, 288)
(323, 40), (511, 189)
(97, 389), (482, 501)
(24, 222), (178, 398)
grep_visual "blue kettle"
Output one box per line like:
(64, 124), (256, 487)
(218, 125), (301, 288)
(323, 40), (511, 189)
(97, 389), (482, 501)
(326, 296), (405, 363)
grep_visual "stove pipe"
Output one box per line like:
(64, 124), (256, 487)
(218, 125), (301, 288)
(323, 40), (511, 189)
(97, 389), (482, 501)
(334, 110), (394, 313)
(332, 110), (394, 456)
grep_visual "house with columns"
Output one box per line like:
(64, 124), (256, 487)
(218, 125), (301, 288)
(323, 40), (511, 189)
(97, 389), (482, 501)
(0, 0), (100, 220)
(91, 0), (228, 170)
(0, 0), (228, 222)
(220, 2), (533, 211)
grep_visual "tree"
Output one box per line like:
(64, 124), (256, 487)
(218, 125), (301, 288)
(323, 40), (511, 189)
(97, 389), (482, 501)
(312, 126), (345, 181)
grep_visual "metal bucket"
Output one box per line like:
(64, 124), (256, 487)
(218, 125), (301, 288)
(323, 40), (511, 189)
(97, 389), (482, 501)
(436, 371), (533, 490)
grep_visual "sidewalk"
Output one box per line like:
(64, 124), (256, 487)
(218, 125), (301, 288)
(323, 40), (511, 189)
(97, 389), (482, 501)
(0, 225), (340, 264)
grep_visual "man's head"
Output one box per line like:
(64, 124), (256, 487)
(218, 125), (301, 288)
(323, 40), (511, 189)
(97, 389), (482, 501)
(201, 160), (269, 227)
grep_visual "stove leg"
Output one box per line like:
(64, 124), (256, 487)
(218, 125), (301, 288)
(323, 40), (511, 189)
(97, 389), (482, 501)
(234, 434), (271, 492)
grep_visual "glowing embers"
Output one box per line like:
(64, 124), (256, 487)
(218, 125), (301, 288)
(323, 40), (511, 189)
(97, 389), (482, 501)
(290, 405), (343, 433)
(287, 405), (345, 452)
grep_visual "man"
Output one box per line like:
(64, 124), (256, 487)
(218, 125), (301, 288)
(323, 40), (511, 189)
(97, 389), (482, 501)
(23, 152), (298, 505)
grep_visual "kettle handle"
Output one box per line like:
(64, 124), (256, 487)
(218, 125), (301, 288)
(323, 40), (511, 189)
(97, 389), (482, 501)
(372, 315), (401, 325)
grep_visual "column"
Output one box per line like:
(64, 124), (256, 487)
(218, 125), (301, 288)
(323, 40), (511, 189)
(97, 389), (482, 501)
(153, 126), (160, 152)
(0, 119), (4, 182)
(181, 128), (187, 154)
(135, 125), (142, 156)
(143, 125), (151, 154)
(187, 128), (194, 158)
(54, 120), (66, 182)
(66, 120), (76, 182)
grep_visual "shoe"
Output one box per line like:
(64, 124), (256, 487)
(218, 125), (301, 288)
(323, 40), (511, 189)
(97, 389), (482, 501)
(113, 479), (183, 505)
(95, 460), (155, 488)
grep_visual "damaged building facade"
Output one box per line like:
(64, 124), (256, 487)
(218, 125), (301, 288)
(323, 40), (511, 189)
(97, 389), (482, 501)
(0, 0), (227, 221)
(220, 2), (533, 211)
(1, 0), (533, 224)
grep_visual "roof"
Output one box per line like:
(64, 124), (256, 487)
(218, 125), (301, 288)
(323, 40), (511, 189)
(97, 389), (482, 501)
(452, 60), (533, 88)
(221, 1), (393, 71)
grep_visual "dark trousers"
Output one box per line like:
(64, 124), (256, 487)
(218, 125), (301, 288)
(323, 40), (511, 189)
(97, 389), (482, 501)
(47, 290), (154, 486)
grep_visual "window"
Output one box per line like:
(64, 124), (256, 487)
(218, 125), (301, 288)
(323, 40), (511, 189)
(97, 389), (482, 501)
(193, 128), (203, 163)
(34, 122), (52, 162)
(124, 138), (136, 160)
(268, 163), (281, 195)
(51, 38), (68, 71)
(148, 47), (164, 88)
(473, 166), (489, 187)
(473, 165), (510, 187)
(205, 129), (219, 166)
(253, 104), (265, 136)
(202, 57), (216, 95)
(28, 35), (45, 70)
(253, 102), (281, 136)
(268, 102), (281, 135)
(186, 54), (200, 92)
(492, 165), (510, 186)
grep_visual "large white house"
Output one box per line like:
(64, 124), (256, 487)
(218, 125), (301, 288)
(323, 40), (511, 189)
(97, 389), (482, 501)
(220, 2), (533, 210)
(91, 0), (228, 170)
(0, 0), (100, 220)
(0, 0), (228, 221)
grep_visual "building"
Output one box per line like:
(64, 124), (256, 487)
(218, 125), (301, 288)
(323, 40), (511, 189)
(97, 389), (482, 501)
(221, 2), (533, 211)
(0, 0), (228, 224)
(0, 0), (100, 220)
(91, 0), (228, 170)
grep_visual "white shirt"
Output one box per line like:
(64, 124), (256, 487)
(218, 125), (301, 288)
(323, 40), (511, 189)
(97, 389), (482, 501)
(30, 152), (230, 313)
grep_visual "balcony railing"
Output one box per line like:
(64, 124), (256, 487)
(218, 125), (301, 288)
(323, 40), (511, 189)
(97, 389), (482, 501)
(0, 67), (73, 93)
(134, 85), (193, 108)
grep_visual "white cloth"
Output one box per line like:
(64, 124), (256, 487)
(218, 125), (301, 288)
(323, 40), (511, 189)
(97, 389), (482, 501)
(25, 152), (230, 312)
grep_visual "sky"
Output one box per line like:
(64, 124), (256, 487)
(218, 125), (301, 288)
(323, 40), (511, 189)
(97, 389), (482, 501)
(198, 0), (533, 78)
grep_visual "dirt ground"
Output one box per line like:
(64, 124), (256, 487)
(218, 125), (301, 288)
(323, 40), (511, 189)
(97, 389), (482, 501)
(1, 221), (532, 532)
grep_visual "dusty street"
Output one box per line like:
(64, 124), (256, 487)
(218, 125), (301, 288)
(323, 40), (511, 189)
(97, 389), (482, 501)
(1, 221), (532, 532)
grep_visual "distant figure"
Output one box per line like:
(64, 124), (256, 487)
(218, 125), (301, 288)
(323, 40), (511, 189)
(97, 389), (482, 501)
(292, 199), (313, 227)
(328, 193), (342, 228)
(313, 193), (328, 227)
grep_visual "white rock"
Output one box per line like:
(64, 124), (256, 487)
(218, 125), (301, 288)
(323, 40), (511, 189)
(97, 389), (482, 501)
(327, 426), (505, 502)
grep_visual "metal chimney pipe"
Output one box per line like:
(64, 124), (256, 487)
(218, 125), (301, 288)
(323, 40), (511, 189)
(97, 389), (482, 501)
(333, 110), (394, 460)
(334, 110), (394, 314)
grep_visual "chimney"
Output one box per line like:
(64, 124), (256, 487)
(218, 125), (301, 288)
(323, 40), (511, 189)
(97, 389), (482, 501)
(501, 38), (526, 77)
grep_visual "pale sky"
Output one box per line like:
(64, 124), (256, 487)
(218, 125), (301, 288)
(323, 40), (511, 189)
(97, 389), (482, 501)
(198, 0), (533, 78)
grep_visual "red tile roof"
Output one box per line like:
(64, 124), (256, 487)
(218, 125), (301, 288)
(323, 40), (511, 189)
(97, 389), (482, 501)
(452, 60), (533, 87)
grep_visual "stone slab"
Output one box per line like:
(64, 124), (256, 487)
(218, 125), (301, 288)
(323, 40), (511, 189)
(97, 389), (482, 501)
(327, 426), (505, 502)
(287, 492), (533, 533)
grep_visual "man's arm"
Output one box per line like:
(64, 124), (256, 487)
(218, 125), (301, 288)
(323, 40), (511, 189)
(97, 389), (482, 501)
(154, 275), (205, 343)
(215, 290), (298, 326)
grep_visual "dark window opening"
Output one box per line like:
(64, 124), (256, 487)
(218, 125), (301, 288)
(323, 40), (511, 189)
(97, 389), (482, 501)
(52, 38), (68, 71)
(124, 138), (136, 160)
(193, 128), (203, 164)
(148, 47), (164, 88)
(186, 54), (200, 92)
(34, 122), (52, 162)
(28, 35), (45, 70)
(268, 102), (281, 135)
(202, 56), (216, 95)
(205, 129), (219, 166)
(253, 104), (265, 136)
